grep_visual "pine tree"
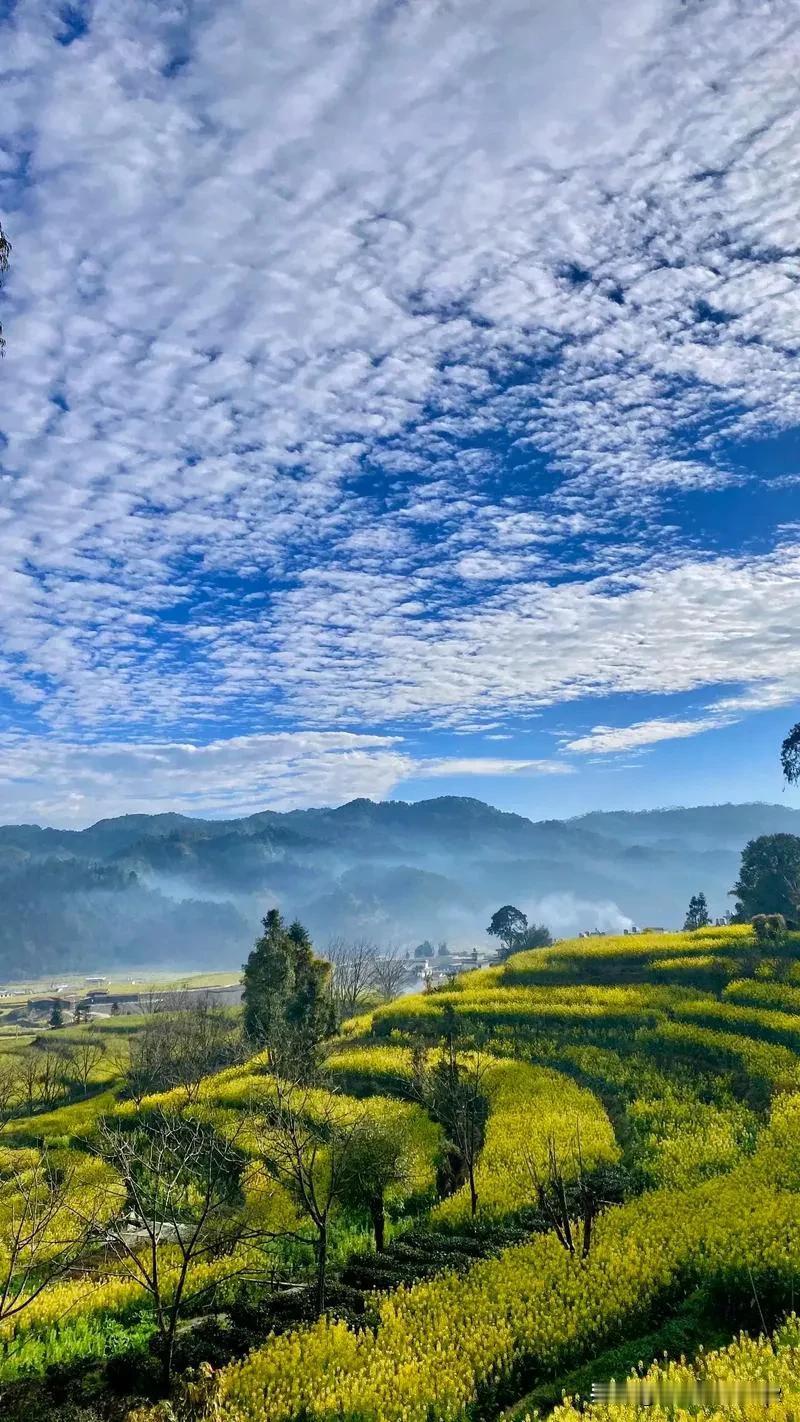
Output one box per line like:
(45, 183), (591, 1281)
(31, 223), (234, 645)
(242, 909), (293, 1044)
(242, 911), (335, 1074)
(49, 1001), (64, 1029)
(683, 891), (710, 931)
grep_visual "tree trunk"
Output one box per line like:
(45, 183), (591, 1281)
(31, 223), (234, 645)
(468, 1161), (478, 1217)
(160, 1323), (175, 1393)
(315, 1221), (328, 1315)
(371, 1198), (386, 1252)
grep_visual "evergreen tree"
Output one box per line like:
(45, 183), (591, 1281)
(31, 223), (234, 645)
(683, 892), (710, 931)
(242, 909), (293, 1044)
(242, 911), (335, 1073)
(49, 1001), (64, 1029)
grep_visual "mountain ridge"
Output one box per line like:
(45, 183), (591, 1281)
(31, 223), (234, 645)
(1, 797), (798, 978)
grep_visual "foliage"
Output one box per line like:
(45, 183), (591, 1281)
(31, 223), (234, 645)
(781, 720), (800, 786)
(487, 904), (529, 956)
(730, 834), (800, 921)
(683, 891), (711, 931)
(242, 910), (335, 1071)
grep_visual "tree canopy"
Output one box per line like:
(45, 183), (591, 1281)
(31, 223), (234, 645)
(730, 834), (800, 922)
(242, 909), (336, 1071)
(782, 722), (800, 786)
(487, 905), (528, 954)
(683, 892), (710, 931)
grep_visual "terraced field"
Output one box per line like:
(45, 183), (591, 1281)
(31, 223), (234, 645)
(2, 924), (800, 1420)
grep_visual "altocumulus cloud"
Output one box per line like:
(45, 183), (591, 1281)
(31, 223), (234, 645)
(1, 0), (800, 817)
(0, 733), (571, 826)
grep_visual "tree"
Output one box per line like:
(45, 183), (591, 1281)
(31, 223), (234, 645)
(65, 1035), (106, 1096)
(487, 905), (528, 957)
(751, 913), (787, 948)
(110, 1000), (120, 1016)
(514, 922), (553, 953)
(683, 892), (711, 931)
(781, 722), (800, 786)
(414, 941), (433, 960)
(326, 936), (377, 1020)
(730, 834), (800, 921)
(0, 1151), (98, 1325)
(95, 1110), (249, 1389)
(0, 222), (10, 355)
(524, 1136), (628, 1260)
(285, 919), (337, 1053)
(415, 1039), (490, 1216)
(124, 995), (244, 1104)
(48, 1002), (64, 1029)
(370, 944), (409, 1001)
(340, 1117), (410, 1252)
(0, 1058), (19, 1122)
(242, 911), (335, 1075)
(254, 1081), (363, 1313)
(16, 1047), (66, 1115)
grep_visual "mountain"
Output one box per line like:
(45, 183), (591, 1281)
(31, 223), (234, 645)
(0, 797), (798, 978)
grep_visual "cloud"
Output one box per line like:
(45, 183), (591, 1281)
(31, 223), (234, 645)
(418, 757), (572, 778)
(563, 717), (729, 756)
(1, 0), (800, 813)
(0, 732), (571, 826)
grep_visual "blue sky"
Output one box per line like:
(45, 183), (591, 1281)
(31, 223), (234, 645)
(1, 0), (800, 826)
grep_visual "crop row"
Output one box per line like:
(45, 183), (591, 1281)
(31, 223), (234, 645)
(218, 1092), (800, 1422)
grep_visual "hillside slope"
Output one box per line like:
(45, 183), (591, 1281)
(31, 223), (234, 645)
(0, 798), (798, 976)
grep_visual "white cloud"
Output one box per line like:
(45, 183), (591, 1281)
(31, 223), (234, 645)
(0, 732), (571, 826)
(563, 717), (729, 756)
(418, 757), (572, 779)
(1, 0), (800, 804)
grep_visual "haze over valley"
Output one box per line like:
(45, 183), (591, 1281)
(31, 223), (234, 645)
(3, 796), (800, 977)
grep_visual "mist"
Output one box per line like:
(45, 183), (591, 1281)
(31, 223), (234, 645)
(0, 795), (798, 977)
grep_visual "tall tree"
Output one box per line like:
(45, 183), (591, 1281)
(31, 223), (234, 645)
(242, 911), (335, 1075)
(514, 922), (553, 953)
(730, 834), (800, 921)
(487, 905), (528, 958)
(683, 892), (711, 931)
(0, 1152), (100, 1326)
(414, 1035), (490, 1217)
(781, 722), (800, 786)
(326, 936), (377, 1020)
(285, 919), (336, 1051)
(242, 909), (294, 1045)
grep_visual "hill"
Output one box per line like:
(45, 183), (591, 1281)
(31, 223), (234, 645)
(0, 797), (798, 976)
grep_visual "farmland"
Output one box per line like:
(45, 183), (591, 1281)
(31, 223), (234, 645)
(2, 924), (800, 1420)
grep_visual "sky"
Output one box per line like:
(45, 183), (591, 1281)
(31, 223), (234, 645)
(1, 0), (800, 827)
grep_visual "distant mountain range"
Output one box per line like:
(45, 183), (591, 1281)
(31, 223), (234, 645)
(2, 797), (799, 979)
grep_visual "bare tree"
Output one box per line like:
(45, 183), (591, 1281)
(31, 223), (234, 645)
(15, 1047), (66, 1116)
(370, 944), (409, 1001)
(524, 1134), (626, 1260)
(254, 1080), (365, 1313)
(326, 936), (378, 1019)
(64, 1036), (107, 1097)
(95, 1110), (251, 1389)
(124, 997), (244, 1105)
(0, 1058), (21, 1122)
(0, 1152), (98, 1324)
(413, 1037), (490, 1216)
